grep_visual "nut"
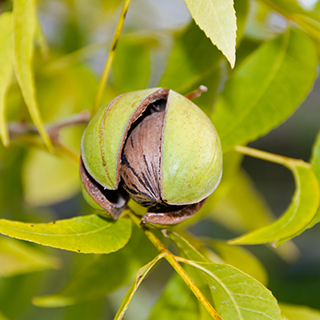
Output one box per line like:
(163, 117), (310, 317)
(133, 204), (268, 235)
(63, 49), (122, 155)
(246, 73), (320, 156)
(80, 88), (222, 226)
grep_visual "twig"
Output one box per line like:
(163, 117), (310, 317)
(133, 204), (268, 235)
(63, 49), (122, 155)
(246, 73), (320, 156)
(126, 210), (222, 320)
(185, 85), (208, 100)
(92, 0), (132, 116)
(8, 111), (90, 141)
(234, 145), (311, 169)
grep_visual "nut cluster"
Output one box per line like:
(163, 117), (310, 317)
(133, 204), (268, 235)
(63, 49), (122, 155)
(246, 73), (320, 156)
(80, 88), (222, 227)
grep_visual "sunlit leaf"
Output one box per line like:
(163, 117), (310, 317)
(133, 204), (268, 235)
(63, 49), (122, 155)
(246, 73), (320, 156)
(147, 274), (201, 320)
(183, 0), (237, 67)
(12, 0), (52, 150)
(33, 228), (158, 307)
(229, 164), (320, 245)
(280, 303), (320, 320)
(114, 253), (164, 320)
(212, 28), (318, 153)
(309, 131), (320, 226)
(0, 12), (13, 147)
(209, 169), (274, 233)
(0, 214), (132, 254)
(23, 149), (79, 206)
(181, 260), (282, 320)
(0, 236), (59, 277)
(209, 241), (268, 284)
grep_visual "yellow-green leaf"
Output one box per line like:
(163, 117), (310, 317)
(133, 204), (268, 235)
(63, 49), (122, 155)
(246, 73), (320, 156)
(114, 253), (164, 320)
(0, 236), (59, 277)
(212, 28), (318, 153)
(280, 303), (320, 320)
(0, 214), (132, 254)
(181, 260), (282, 320)
(309, 131), (320, 227)
(183, 0), (237, 68)
(229, 164), (320, 245)
(0, 13), (13, 147)
(23, 149), (79, 206)
(12, 0), (52, 150)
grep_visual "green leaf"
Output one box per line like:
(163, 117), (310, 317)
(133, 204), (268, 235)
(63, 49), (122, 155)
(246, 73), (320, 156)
(23, 149), (79, 206)
(209, 241), (268, 285)
(183, 0), (237, 67)
(33, 228), (158, 307)
(309, 131), (320, 226)
(0, 236), (59, 277)
(0, 311), (8, 320)
(229, 164), (320, 245)
(147, 274), (201, 320)
(181, 260), (282, 320)
(0, 214), (132, 254)
(12, 0), (52, 150)
(114, 253), (164, 320)
(0, 12), (13, 147)
(212, 28), (318, 153)
(209, 169), (274, 233)
(280, 303), (320, 320)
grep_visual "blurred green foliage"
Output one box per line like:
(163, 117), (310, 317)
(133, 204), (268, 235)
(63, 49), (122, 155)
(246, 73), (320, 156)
(0, 0), (320, 319)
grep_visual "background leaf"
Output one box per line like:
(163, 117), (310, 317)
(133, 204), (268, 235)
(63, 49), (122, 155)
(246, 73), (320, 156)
(12, 0), (52, 150)
(0, 236), (59, 277)
(0, 12), (13, 147)
(114, 253), (164, 320)
(209, 169), (274, 233)
(209, 241), (268, 284)
(183, 0), (237, 67)
(0, 311), (8, 320)
(23, 149), (79, 206)
(0, 214), (132, 254)
(33, 227), (158, 307)
(212, 28), (318, 152)
(147, 274), (201, 320)
(230, 165), (320, 245)
(280, 303), (320, 320)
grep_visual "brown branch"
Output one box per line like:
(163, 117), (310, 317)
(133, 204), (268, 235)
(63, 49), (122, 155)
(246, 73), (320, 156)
(8, 110), (90, 142)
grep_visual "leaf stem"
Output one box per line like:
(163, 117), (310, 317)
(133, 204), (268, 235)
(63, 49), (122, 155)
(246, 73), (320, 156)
(92, 0), (131, 116)
(127, 210), (222, 320)
(234, 145), (311, 169)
